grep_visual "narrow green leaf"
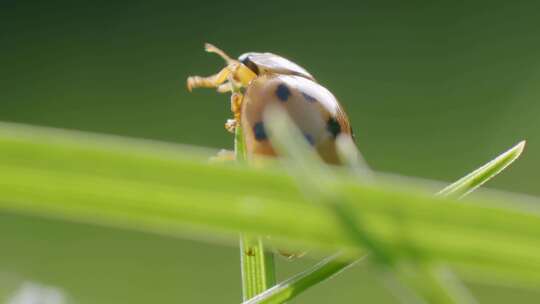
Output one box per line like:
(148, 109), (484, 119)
(437, 141), (525, 198)
(236, 125), (276, 300)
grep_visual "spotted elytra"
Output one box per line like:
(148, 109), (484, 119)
(187, 43), (355, 164)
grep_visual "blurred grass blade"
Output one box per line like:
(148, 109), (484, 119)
(236, 126), (276, 300)
(437, 141), (525, 198)
(432, 266), (479, 304)
(394, 263), (478, 304)
(264, 105), (394, 264)
(1, 122), (540, 291)
(336, 134), (373, 179)
(262, 104), (334, 194)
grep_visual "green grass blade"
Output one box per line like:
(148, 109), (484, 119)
(0, 122), (540, 291)
(437, 141), (525, 198)
(236, 126), (276, 300)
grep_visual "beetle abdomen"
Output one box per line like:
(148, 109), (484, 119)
(241, 74), (353, 164)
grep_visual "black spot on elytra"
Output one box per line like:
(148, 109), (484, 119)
(327, 117), (341, 138)
(276, 84), (291, 101)
(304, 133), (315, 146)
(301, 92), (317, 102)
(253, 122), (267, 141)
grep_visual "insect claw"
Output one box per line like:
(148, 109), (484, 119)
(204, 43), (217, 52)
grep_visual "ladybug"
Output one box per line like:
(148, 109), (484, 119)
(187, 44), (354, 164)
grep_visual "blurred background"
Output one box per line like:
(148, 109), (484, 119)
(1, 0), (540, 303)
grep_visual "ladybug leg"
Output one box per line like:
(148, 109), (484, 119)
(217, 82), (234, 93)
(187, 67), (231, 91)
(225, 92), (243, 133)
(231, 92), (243, 123)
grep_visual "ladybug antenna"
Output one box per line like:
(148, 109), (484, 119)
(205, 43), (236, 65)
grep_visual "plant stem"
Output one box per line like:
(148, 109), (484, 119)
(236, 125), (276, 300)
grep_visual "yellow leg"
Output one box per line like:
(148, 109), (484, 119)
(187, 67), (231, 92)
(231, 92), (243, 121)
(225, 92), (243, 133)
(217, 82), (234, 93)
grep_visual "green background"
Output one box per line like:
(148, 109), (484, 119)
(1, 1), (540, 302)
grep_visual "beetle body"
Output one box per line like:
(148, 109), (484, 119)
(241, 73), (352, 163)
(187, 44), (354, 164)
